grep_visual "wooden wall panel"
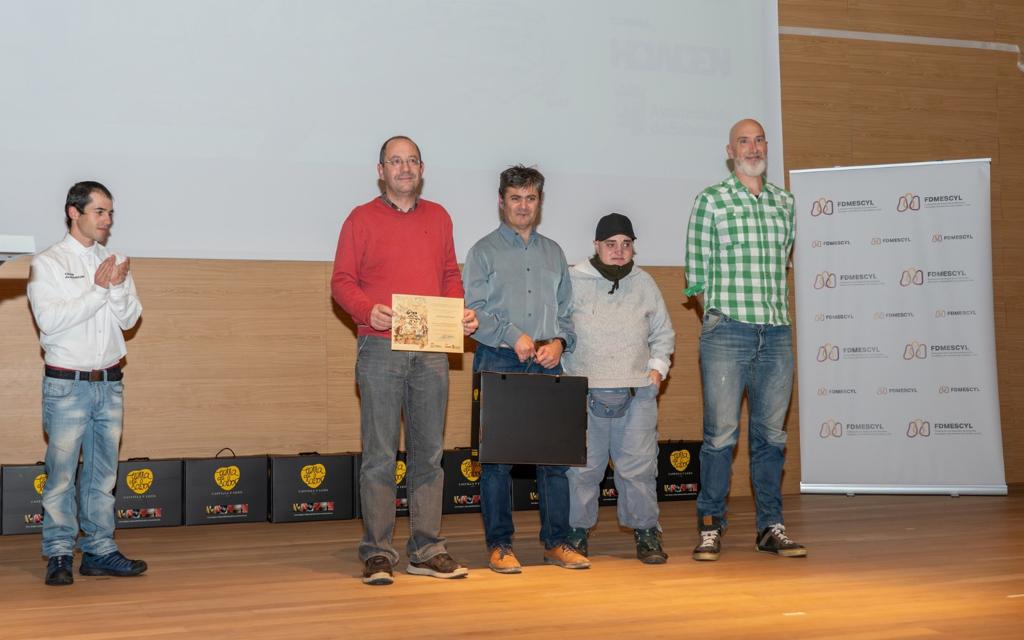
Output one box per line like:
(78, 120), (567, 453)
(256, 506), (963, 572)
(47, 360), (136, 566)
(779, 0), (850, 30)
(122, 259), (330, 458)
(324, 284), (361, 453)
(847, 44), (999, 166)
(846, 0), (995, 41)
(0, 259), (48, 461)
(995, 2), (1024, 44)
(782, 0), (997, 41)
(774, 35), (852, 171)
(0, 259), (332, 461)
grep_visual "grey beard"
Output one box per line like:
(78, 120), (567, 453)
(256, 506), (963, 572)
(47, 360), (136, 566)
(736, 157), (767, 178)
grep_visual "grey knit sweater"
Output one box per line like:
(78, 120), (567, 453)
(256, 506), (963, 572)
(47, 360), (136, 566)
(561, 260), (675, 389)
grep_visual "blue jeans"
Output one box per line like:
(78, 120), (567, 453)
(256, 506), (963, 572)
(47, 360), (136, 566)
(473, 345), (571, 550)
(568, 384), (660, 531)
(696, 312), (793, 532)
(355, 336), (449, 564)
(41, 376), (123, 558)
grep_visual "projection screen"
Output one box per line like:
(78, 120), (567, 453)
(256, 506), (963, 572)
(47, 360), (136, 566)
(0, 0), (783, 265)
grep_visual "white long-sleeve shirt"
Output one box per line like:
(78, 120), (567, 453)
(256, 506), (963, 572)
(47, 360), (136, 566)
(27, 234), (142, 370)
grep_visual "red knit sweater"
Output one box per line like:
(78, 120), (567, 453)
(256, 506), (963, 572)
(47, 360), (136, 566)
(331, 197), (464, 337)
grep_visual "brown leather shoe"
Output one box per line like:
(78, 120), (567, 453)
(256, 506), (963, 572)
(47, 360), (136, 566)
(543, 543), (591, 569)
(488, 546), (522, 574)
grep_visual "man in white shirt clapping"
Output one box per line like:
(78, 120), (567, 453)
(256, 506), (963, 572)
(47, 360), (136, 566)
(27, 181), (146, 586)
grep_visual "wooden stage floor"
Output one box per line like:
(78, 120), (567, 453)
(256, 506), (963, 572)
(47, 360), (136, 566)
(1, 491), (1022, 639)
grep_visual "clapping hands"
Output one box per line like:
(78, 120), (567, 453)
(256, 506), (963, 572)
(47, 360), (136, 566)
(94, 255), (131, 289)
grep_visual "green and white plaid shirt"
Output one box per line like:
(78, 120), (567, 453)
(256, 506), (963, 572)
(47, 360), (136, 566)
(684, 173), (795, 325)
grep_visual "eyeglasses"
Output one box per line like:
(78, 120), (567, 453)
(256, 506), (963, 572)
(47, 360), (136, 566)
(383, 157), (421, 167)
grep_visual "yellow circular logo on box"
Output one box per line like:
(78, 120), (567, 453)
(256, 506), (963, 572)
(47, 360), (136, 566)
(300, 463), (326, 489)
(126, 468), (154, 494)
(214, 465), (241, 490)
(395, 460), (407, 485)
(460, 459), (480, 481)
(670, 449), (691, 471)
(33, 473), (47, 495)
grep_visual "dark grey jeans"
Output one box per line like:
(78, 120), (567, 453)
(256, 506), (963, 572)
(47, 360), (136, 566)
(355, 335), (449, 564)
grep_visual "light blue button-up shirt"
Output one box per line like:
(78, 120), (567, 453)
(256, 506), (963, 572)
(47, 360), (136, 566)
(463, 223), (576, 352)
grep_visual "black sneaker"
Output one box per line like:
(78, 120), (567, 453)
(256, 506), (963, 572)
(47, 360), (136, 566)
(756, 524), (808, 557)
(693, 528), (722, 561)
(362, 555), (394, 585)
(634, 528), (668, 564)
(406, 553), (469, 579)
(45, 555), (74, 586)
(566, 527), (589, 557)
(80, 551), (147, 577)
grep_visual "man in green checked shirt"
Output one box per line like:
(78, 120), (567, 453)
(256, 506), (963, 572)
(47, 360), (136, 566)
(684, 119), (807, 562)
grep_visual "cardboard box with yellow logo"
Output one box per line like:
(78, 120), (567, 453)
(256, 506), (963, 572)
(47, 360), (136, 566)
(441, 448), (481, 514)
(656, 440), (700, 501)
(114, 458), (183, 528)
(269, 453), (355, 522)
(184, 454), (268, 525)
(1, 463), (47, 535)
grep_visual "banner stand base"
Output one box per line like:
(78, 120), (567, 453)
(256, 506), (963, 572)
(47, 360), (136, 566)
(801, 483), (1007, 496)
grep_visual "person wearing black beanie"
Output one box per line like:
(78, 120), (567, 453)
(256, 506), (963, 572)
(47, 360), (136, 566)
(562, 213), (675, 564)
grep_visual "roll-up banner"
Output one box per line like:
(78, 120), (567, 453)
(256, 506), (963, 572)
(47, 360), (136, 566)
(790, 159), (1006, 495)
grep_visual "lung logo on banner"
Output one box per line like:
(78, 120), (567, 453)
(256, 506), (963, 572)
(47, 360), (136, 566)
(790, 159), (1006, 495)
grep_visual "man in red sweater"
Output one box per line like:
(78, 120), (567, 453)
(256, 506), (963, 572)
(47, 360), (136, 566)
(332, 135), (478, 585)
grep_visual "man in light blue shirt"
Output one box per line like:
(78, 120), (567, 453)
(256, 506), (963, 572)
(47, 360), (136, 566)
(463, 165), (588, 574)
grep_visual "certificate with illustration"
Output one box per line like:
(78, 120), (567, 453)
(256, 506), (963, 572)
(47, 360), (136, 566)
(391, 294), (464, 353)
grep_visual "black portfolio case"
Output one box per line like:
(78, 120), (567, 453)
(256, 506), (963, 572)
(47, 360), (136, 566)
(1, 463), (47, 535)
(656, 441), (701, 501)
(471, 371), (588, 466)
(184, 452), (268, 524)
(114, 458), (183, 528)
(393, 451), (409, 517)
(269, 453), (356, 522)
(441, 448), (481, 514)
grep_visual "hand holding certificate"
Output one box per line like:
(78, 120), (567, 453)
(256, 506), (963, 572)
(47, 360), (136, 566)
(391, 294), (465, 353)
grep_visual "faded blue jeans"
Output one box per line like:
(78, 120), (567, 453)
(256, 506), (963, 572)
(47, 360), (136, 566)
(41, 376), (123, 558)
(473, 345), (571, 550)
(356, 335), (449, 564)
(568, 383), (660, 531)
(696, 311), (793, 532)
